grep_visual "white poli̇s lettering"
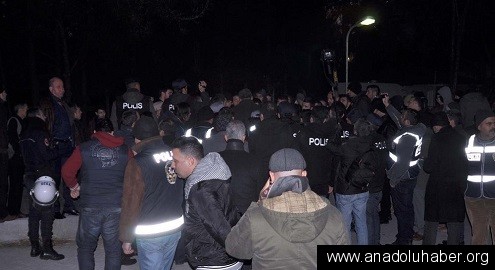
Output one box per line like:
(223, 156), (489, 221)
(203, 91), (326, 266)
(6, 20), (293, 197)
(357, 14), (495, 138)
(308, 137), (328, 146)
(153, 152), (173, 163)
(123, 102), (143, 109)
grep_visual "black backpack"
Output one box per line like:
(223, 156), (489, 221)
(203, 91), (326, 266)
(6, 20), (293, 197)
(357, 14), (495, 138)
(345, 146), (380, 191)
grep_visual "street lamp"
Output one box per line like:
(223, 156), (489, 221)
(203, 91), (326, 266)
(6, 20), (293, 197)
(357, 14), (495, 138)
(345, 16), (375, 90)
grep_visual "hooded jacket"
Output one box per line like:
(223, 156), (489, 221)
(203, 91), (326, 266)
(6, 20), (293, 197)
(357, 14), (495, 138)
(437, 86), (454, 111)
(459, 92), (491, 128)
(61, 132), (131, 208)
(183, 152), (240, 268)
(225, 175), (350, 270)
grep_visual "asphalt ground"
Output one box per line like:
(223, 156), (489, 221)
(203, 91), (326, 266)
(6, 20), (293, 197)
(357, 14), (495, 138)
(0, 211), (471, 269)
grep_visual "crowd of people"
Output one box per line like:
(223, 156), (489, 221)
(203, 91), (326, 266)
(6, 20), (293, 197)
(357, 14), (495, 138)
(0, 76), (495, 269)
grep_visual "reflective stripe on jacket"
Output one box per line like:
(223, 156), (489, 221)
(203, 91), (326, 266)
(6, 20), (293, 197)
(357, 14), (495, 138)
(465, 134), (495, 198)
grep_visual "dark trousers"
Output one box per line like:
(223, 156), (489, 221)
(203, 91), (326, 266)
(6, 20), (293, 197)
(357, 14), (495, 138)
(379, 177), (392, 220)
(52, 140), (75, 213)
(174, 232), (187, 264)
(8, 155), (24, 215)
(26, 173), (55, 240)
(77, 207), (121, 270)
(28, 201), (55, 241)
(423, 221), (463, 245)
(391, 178), (416, 244)
(0, 152), (9, 219)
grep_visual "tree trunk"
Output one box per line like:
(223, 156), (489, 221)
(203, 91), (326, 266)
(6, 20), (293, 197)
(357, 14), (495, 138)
(26, 0), (40, 104)
(193, 39), (200, 76)
(450, 0), (456, 88)
(0, 47), (5, 89)
(57, 20), (72, 103)
(453, 0), (469, 92)
(450, 0), (470, 94)
(80, 67), (89, 108)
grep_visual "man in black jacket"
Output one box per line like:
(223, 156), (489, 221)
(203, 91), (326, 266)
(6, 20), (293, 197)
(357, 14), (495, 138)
(171, 137), (242, 270)
(327, 119), (375, 245)
(21, 108), (64, 260)
(38, 77), (77, 219)
(219, 120), (262, 214)
(232, 88), (259, 127)
(422, 112), (468, 245)
(249, 102), (297, 189)
(346, 82), (371, 119)
(296, 106), (339, 197)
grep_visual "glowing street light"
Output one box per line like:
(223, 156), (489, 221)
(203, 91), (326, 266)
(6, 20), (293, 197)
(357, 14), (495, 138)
(345, 16), (375, 90)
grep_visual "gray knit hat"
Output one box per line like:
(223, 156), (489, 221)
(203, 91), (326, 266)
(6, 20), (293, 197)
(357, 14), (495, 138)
(269, 148), (306, 172)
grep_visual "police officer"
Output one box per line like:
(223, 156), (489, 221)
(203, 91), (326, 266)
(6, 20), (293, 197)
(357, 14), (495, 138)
(20, 108), (64, 260)
(110, 78), (155, 129)
(249, 102), (297, 191)
(296, 106), (339, 197)
(383, 94), (426, 245)
(464, 110), (495, 245)
(119, 116), (184, 269)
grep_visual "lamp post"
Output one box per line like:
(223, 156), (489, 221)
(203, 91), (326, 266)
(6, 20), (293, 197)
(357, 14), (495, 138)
(345, 16), (375, 90)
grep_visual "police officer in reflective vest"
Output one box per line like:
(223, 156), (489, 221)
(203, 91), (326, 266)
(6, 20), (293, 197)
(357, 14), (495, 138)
(383, 95), (426, 245)
(110, 78), (155, 129)
(464, 110), (495, 245)
(119, 116), (184, 269)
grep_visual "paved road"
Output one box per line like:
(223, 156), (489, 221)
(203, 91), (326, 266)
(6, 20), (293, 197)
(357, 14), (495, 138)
(0, 213), (470, 270)
(0, 240), (192, 270)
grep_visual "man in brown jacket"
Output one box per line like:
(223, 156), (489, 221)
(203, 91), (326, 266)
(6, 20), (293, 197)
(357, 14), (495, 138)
(225, 148), (350, 269)
(119, 116), (184, 269)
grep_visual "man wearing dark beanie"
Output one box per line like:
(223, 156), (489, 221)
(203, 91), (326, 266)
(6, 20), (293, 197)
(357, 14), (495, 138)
(119, 116), (184, 269)
(464, 109), (495, 245)
(226, 148), (349, 269)
(346, 81), (371, 118)
(421, 111), (468, 245)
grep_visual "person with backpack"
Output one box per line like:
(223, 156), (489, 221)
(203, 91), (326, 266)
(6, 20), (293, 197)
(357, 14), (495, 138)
(327, 119), (377, 245)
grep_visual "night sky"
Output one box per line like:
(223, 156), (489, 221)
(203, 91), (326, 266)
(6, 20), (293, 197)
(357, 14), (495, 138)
(1, 0), (494, 109)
